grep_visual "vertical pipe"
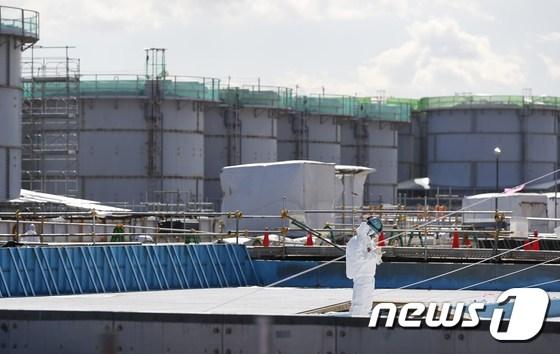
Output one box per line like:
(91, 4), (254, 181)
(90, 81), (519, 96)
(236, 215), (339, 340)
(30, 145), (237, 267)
(555, 162), (558, 229)
(351, 174), (355, 233)
(235, 217), (239, 245)
(91, 209), (96, 244)
(494, 154), (499, 257)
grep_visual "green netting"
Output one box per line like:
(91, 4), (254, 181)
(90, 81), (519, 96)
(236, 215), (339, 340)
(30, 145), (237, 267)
(295, 95), (354, 116)
(22, 73), (414, 121)
(387, 97), (420, 111)
(23, 76), (220, 102)
(293, 95), (411, 122)
(220, 87), (293, 109)
(353, 100), (411, 122)
(416, 95), (560, 111)
(80, 79), (145, 96)
(164, 80), (219, 101)
(23, 81), (81, 98)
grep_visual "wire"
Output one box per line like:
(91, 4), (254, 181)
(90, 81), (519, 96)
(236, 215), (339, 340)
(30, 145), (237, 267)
(264, 254), (347, 288)
(378, 197), (490, 244)
(527, 278), (560, 288)
(458, 256), (560, 290)
(201, 254), (347, 313)
(203, 168), (560, 312)
(372, 239), (541, 297)
(378, 168), (560, 245)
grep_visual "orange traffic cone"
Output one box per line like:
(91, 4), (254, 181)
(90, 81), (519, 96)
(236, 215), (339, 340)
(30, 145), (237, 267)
(305, 232), (314, 246)
(378, 231), (386, 247)
(452, 229), (460, 248)
(532, 230), (540, 251)
(263, 228), (270, 247)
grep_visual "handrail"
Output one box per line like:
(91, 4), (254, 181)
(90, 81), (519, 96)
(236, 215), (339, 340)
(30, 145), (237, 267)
(0, 6), (39, 42)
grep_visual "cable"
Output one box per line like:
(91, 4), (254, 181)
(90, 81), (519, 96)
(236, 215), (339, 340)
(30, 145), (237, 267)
(201, 254), (347, 313)
(378, 197), (491, 245)
(372, 239), (540, 297)
(263, 254), (347, 288)
(527, 278), (560, 288)
(458, 256), (560, 290)
(379, 168), (560, 246)
(203, 168), (560, 312)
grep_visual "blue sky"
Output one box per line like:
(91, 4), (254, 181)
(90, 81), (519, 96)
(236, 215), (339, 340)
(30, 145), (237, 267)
(11, 0), (560, 97)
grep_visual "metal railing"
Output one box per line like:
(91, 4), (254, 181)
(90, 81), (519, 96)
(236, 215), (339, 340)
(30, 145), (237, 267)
(416, 95), (560, 111)
(0, 206), (550, 251)
(77, 74), (221, 101)
(294, 94), (412, 122)
(0, 6), (39, 41)
(220, 85), (294, 109)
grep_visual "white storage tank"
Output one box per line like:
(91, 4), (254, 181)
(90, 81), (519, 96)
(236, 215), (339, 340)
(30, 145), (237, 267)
(420, 96), (559, 194)
(78, 76), (218, 204)
(340, 119), (400, 204)
(398, 112), (423, 182)
(277, 95), (345, 163)
(0, 6), (39, 200)
(204, 86), (290, 206)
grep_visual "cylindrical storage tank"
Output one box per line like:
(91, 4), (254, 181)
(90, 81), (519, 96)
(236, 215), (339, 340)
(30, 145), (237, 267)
(398, 112), (423, 182)
(79, 95), (205, 204)
(277, 112), (303, 161)
(424, 99), (559, 193)
(306, 114), (341, 163)
(159, 99), (205, 202)
(277, 113), (341, 163)
(204, 106), (277, 206)
(341, 119), (399, 204)
(0, 7), (38, 200)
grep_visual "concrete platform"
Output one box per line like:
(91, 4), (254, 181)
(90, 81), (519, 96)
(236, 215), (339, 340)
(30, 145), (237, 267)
(0, 288), (558, 353)
(0, 287), (353, 315)
(0, 287), (548, 315)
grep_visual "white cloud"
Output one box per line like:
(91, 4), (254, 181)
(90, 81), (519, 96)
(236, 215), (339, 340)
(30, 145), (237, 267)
(274, 71), (365, 96)
(538, 32), (560, 43)
(540, 54), (560, 80)
(357, 18), (525, 96)
(6, 0), (550, 97)
(431, 0), (495, 22)
(13, 0), (413, 31)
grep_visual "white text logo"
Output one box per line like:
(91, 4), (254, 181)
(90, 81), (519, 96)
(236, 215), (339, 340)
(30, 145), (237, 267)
(368, 288), (549, 341)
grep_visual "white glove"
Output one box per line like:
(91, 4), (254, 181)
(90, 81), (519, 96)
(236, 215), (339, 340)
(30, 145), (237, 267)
(375, 247), (384, 265)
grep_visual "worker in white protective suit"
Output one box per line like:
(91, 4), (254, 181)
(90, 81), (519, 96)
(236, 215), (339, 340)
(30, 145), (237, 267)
(346, 218), (383, 316)
(22, 224), (40, 243)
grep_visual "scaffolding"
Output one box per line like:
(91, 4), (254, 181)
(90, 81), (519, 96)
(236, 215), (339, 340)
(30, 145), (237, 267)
(21, 46), (80, 196)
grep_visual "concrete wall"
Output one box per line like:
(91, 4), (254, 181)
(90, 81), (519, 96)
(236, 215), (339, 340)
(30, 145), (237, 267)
(0, 310), (555, 354)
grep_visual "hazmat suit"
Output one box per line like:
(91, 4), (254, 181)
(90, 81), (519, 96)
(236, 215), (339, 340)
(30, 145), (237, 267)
(346, 221), (382, 316)
(22, 224), (40, 243)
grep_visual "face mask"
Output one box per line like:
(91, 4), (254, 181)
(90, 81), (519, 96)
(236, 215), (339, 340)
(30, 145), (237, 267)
(366, 217), (383, 235)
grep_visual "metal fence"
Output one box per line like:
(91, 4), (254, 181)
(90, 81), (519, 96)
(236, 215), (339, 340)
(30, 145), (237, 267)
(0, 244), (258, 297)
